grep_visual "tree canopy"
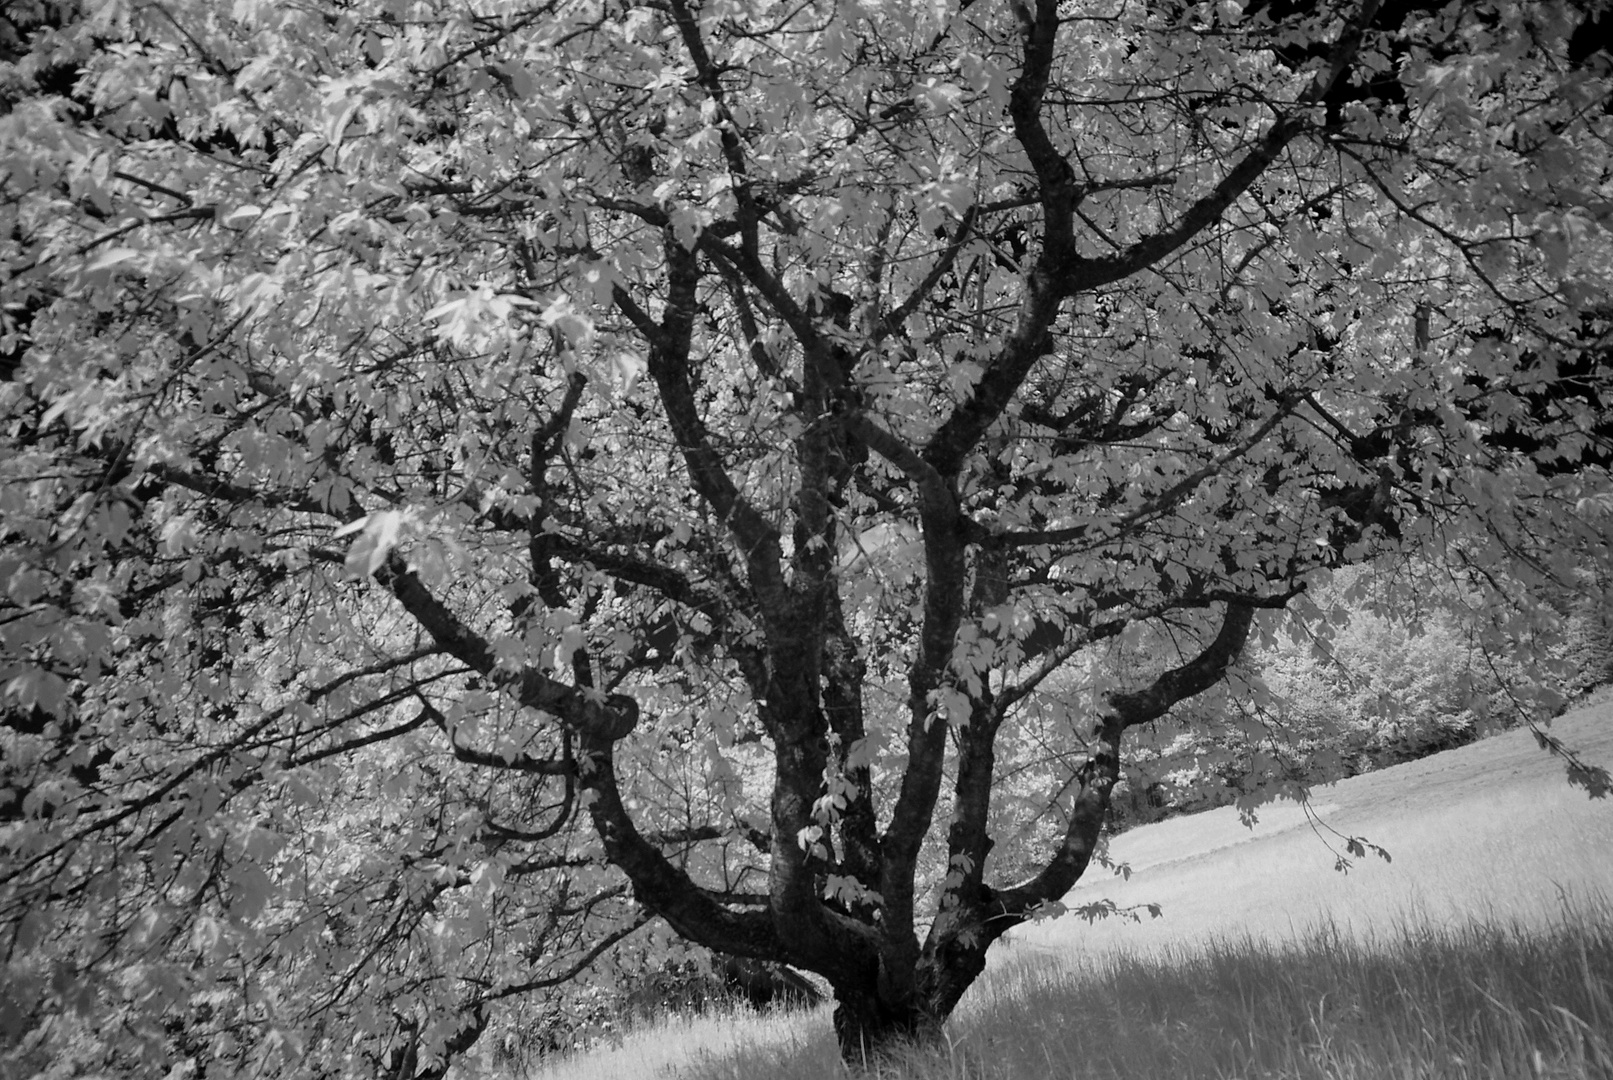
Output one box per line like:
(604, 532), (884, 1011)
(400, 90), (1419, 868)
(3, 0), (1612, 1071)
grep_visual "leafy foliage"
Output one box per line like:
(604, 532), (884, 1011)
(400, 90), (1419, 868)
(2, 0), (1612, 1072)
(1110, 567), (1536, 829)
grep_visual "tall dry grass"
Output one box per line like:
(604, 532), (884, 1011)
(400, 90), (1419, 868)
(649, 902), (1613, 1080)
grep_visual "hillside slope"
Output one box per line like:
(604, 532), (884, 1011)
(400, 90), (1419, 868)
(1006, 699), (1613, 961)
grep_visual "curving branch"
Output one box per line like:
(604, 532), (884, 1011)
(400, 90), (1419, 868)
(573, 729), (792, 965)
(1107, 602), (1257, 728)
(986, 601), (1258, 924)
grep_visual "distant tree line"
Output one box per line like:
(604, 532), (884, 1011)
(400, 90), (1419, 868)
(1107, 570), (1613, 831)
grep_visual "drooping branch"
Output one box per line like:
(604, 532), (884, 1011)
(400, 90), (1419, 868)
(147, 463), (337, 516)
(471, 910), (652, 1004)
(541, 535), (742, 629)
(413, 697), (573, 778)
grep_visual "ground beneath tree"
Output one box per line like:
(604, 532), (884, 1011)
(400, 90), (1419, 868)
(514, 700), (1613, 1080)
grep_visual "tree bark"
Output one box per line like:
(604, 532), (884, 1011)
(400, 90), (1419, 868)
(830, 984), (939, 1065)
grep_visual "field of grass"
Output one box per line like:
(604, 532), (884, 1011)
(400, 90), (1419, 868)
(503, 699), (1613, 1080)
(1010, 698), (1613, 959)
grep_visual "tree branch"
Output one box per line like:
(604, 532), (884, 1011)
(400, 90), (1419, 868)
(986, 602), (1257, 926)
(924, 0), (1382, 476)
(619, 241), (785, 607)
(877, 204), (979, 343)
(374, 553), (639, 741)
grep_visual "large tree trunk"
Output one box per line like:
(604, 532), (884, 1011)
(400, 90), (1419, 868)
(829, 984), (939, 1065)
(824, 906), (999, 1063)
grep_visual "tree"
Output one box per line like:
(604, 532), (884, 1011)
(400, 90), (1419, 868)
(3, 0), (1612, 1070)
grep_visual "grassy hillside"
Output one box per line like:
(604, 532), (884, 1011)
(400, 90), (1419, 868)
(1008, 697), (1613, 960)
(498, 699), (1613, 1080)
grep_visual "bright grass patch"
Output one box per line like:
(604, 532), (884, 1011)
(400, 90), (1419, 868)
(507, 1002), (839, 1080)
(1014, 701), (1613, 958)
(960, 907), (1613, 1080)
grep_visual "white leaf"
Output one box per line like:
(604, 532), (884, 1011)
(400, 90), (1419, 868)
(85, 247), (141, 273)
(339, 510), (406, 578)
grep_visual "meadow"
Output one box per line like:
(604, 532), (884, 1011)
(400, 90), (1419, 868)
(504, 700), (1613, 1080)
